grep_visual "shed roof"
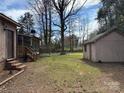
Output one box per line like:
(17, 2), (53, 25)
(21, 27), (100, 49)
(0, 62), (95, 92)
(84, 26), (124, 45)
(0, 13), (19, 26)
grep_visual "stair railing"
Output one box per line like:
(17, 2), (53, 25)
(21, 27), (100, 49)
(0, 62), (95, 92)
(24, 46), (38, 61)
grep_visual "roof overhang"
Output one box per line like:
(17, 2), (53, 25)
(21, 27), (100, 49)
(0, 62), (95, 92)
(0, 13), (20, 26)
(84, 26), (118, 45)
(18, 34), (41, 40)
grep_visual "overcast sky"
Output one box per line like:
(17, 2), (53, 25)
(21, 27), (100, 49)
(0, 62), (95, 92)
(0, 0), (101, 33)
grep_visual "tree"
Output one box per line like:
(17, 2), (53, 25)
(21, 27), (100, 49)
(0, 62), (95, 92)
(18, 12), (34, 34)
(29, 0), (53, 46)
(80, 15), (89, 45)
(97, 0), (124, 33)
(68, 17), (75, 52)
(52, 0), (88, 55)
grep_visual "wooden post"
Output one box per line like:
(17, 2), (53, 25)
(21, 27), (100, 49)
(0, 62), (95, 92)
(22, 35), (24, 55)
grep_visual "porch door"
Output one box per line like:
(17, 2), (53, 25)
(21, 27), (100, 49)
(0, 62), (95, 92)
(6, 30), (14, 59)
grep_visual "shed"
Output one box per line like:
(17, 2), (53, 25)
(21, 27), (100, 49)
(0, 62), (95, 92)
(83, 27), (124, 62)
(0, 13), (19, 71)
(0, 13), (19, 61)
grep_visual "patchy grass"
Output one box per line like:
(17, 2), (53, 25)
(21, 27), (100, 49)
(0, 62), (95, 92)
(33, 53), (101, 92)
(2, 53), (123, 93)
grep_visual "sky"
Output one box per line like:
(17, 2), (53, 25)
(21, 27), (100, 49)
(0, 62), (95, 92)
(0, 0), (101, 33)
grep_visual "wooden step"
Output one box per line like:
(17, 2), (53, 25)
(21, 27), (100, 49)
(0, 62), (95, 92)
(7, 58), (16, 62)
(16, 65), (26, 70)
(7, 60), (18, 64)
(6, 59), (27, 71)
(11, 63), (22, 67)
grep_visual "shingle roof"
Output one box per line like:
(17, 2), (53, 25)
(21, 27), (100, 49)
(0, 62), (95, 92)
(84, 26), (121, 45)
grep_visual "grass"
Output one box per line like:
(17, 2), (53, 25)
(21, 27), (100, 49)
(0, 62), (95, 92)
(33, 53), (102, 92)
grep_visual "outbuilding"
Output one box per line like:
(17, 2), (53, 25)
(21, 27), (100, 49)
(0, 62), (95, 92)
(83, 27), (124, 62)
(0, 13), (19, 61)
(0, 13), (19, 71)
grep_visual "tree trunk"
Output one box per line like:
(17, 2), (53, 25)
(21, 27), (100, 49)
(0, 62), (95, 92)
(72, 35), (74, 52)
(69, 32), (72, 52)
(45, 4), (48, 46)
(49, 7), (52, 55)
(60, 14), (65, 55)
(41, 13), (46, 45)
(61, 25), (65, 54)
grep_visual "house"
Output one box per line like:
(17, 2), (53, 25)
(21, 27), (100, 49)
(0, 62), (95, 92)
(83, 27), (124, 62)
(17, 34), (41, 61)
(0, 13), (26, 72)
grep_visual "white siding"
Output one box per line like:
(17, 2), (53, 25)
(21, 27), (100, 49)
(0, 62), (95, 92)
(95, 32), (124, 62)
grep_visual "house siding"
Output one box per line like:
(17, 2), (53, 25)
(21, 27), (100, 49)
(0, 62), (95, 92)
(0, 21), (6, 61)
(95, 32), (124, 62)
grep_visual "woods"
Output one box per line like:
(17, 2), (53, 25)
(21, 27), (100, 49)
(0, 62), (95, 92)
(17, 0), (124, 53)
(27, 0), (88, 54)
(97, 0), (124, 34)
(51, 0), (87, 54)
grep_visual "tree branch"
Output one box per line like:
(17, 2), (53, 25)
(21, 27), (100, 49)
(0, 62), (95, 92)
(65, 0), (88, 20)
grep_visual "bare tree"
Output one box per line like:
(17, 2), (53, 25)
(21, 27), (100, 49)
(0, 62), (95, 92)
(29, 0), (53, 46)
(68, 17), (76, 52)
(48, 0), (52, 55)
(81, 15), (89, 44)
(52, 0), (88, 54)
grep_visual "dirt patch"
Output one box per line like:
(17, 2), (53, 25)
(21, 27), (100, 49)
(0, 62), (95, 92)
(0, 70), (18, 83)
(0, 54), (124, 93)
(84, 61), (124, 93)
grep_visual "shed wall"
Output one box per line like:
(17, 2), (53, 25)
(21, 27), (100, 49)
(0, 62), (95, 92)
(0, 21), (6, 61)
(95, 32), (124, 62)
(0, 16), (17, 72)
(83, 44), (90, 60)
(91, 44), (96, 61)
(0, 21), (6, 72)
(5, 22), (17, 58)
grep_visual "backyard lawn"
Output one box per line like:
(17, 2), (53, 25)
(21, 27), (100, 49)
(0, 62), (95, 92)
(0, 53), (124, 93)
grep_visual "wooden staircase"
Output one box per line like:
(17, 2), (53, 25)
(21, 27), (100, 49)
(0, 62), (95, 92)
(6, 58), (26, 71)
(24, 47), (38, 62)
